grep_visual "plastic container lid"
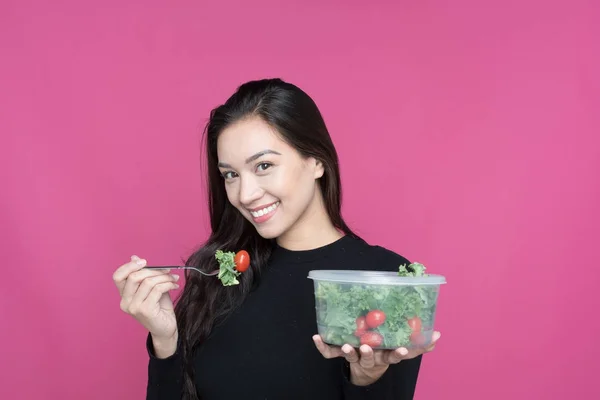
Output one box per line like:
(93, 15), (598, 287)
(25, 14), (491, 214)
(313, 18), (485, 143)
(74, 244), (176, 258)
(307, 270), (446, 286)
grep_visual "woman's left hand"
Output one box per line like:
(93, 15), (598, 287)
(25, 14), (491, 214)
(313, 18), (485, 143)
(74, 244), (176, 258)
(312, 331), (441, 386)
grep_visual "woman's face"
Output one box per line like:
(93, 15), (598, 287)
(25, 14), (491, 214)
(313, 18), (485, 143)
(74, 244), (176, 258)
(217, 117), (324, 240)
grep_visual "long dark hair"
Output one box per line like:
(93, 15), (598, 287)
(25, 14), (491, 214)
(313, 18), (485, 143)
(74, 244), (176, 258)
(174, 78), (356, 399)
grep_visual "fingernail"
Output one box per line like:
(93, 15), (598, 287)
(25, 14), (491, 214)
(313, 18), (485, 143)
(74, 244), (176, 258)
(171, 274), (180, 281)
(136, 259), (146, 266)
(131, 255), (139, 260)
(400, 348), (408, 356)
(433, 331), (441, 341)
(174, 284), (180, 289)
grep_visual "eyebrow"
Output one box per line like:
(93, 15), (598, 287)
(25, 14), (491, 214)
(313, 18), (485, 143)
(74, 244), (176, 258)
(218, 149), (282, 169)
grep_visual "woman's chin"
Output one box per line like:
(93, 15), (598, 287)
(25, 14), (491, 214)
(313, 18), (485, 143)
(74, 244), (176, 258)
(251, 217), (287, 240)
(254, 225), (282, 240)
(247, 210), (285, 239)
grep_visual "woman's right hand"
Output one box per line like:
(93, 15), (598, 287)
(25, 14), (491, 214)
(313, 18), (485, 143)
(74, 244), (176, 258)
(113, 255), (180, 357)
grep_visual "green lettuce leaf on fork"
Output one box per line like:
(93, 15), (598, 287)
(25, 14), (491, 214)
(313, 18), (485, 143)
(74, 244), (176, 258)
(215, 250), (241, 286)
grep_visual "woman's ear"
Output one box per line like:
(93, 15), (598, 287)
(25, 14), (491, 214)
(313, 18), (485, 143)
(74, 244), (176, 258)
(314, 158), (325, 179)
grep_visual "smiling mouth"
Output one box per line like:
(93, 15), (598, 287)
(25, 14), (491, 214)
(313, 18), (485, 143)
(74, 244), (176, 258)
(249, 201), (280, 218)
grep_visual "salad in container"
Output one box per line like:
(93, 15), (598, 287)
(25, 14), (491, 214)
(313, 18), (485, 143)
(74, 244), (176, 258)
(308, 262), (446, 350)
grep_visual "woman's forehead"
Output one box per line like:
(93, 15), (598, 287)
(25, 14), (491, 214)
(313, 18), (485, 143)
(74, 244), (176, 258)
(217, 118), (287, 161)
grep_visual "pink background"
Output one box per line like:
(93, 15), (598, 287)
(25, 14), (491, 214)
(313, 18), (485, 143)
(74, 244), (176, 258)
(2, 0), (599, 399)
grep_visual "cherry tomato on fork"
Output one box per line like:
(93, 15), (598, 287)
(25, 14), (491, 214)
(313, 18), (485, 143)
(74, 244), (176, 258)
(234, 250), (250, 272)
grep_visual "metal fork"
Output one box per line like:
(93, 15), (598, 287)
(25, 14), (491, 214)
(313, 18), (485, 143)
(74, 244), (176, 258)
(144, 266), (219, 277)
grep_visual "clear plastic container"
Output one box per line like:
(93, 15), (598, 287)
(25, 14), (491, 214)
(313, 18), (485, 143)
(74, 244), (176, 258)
(308, 270), (446, 350)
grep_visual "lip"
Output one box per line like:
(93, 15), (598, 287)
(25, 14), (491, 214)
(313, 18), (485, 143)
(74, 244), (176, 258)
(247, 201), (279, 212)
(249, 201), (279, 224)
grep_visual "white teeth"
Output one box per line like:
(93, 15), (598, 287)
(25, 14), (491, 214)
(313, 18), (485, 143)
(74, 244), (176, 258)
(250, 202), (279, 218)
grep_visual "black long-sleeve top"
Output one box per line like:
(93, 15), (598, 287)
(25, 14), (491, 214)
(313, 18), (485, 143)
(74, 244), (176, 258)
(146, 235), (422, 399)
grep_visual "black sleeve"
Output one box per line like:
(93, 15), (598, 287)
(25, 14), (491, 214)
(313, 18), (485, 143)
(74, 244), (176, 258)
(342, 356), (422, 399)
(340, 243), (422, 399)
(145, 333), (184, 400)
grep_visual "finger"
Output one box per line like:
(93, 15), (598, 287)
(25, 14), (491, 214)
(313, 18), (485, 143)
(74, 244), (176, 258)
(121, 267), (172, 301)
(422, 331), (441, 353)
(401, 331), (441, 359)
(312, 335), (343, 359)
(341, 344), (359, 363)
(128, 273), (180, 312)
(113, 256), (149, 294)
(359, 345), (375, 369)
(387, 347), (409, 364)
(424, 331), (441, 352)
(140, 281), (180, 312)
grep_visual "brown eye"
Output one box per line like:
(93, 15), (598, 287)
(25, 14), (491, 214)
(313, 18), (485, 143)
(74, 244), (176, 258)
(256, 162), (272, 172)
(222, 171), (238, 180)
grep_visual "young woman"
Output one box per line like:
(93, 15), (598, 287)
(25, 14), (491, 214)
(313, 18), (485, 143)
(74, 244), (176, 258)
(113, 78), (440, 400)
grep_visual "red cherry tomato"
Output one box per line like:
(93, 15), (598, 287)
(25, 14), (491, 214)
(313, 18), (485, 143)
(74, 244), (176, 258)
(354, 329), (367, 338)
(410, 331), (426, 346)
(355, 316), (368, 331)
(407, 316), (422, 332)
(365, 310), (386, 329)
(360, 331), (384, 347)
(234, 250), (250, 272)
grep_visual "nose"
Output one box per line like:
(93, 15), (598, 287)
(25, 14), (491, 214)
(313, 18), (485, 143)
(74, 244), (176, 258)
(238, 174), (264, 206)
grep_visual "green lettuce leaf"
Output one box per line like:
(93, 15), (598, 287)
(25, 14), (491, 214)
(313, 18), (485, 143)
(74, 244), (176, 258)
(398, 262), (428, 277)
(215, 250), (240, 286)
